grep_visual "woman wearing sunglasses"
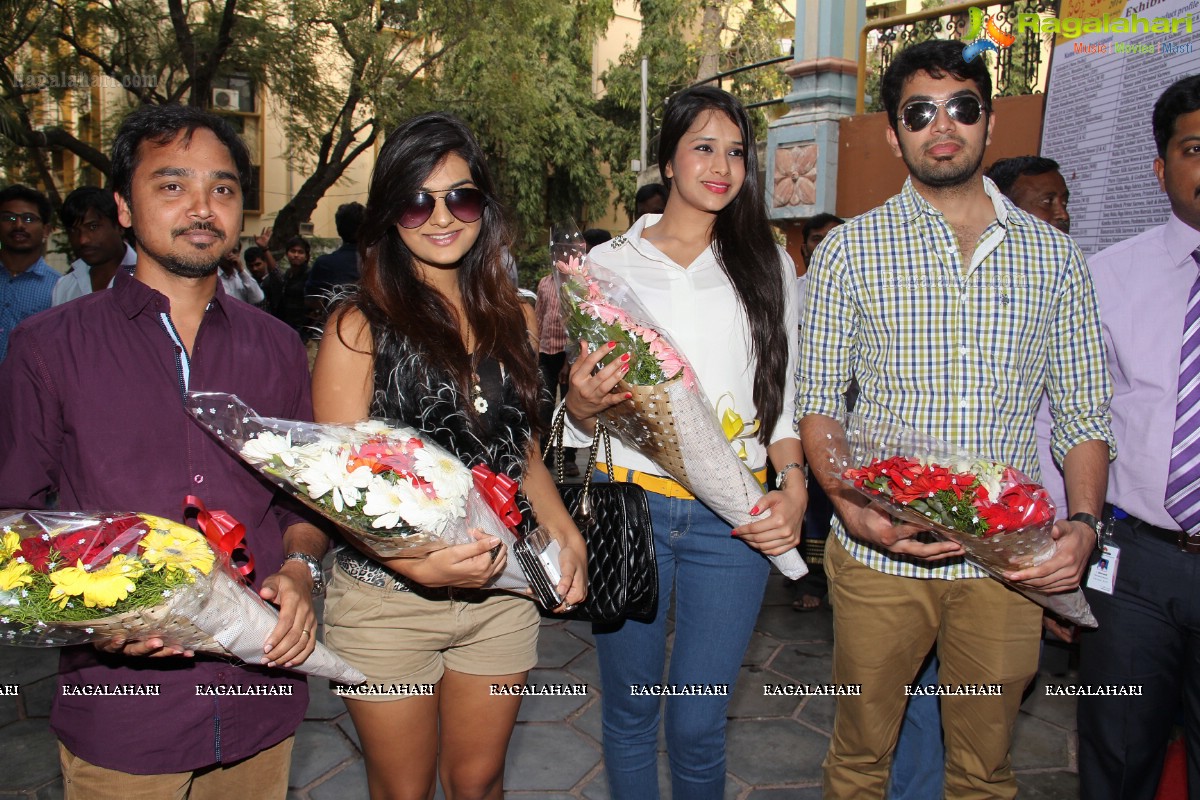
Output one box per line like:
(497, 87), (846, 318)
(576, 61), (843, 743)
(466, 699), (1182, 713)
(311, 112), (587, 800)
(563, 86), (806, 799)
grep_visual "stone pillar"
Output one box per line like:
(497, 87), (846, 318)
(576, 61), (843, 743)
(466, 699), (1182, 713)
(767, 0), (864, 223)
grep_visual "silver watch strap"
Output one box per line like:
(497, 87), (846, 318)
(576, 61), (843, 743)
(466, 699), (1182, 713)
(284, 552), (324, 595)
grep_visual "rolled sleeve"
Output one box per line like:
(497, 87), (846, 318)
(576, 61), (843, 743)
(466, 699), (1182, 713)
(795, 234), (857, 427)
(1045, 245), (1115, 466)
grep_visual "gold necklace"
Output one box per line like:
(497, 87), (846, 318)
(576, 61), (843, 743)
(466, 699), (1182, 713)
(465, 327), (487, 414)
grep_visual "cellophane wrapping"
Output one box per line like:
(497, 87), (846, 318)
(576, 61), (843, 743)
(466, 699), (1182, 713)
(832, 414), (1096, 627)
(0, 509), (366, 682)
(187, 392), (551, 598)
(555, 252), (807, 579)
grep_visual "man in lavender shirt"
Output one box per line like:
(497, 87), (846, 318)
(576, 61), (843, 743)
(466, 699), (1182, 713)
(1076, 74), (1200, 798)
(0, 105), (328, 797)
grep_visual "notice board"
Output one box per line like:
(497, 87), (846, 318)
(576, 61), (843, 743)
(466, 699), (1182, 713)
(1039, 0), (1200, 255)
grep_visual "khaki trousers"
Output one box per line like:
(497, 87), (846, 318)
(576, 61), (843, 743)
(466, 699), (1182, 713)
(59, 735), (294, 800)
(822, 535), (1041, 799)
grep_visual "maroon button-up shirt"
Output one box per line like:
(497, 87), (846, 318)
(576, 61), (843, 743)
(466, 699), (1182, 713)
(0, 270), (313, 774)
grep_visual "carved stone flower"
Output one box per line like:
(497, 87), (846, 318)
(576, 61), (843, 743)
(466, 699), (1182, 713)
(773, 144), (818, 208)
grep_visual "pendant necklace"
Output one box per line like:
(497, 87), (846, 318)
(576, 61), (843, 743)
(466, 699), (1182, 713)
(466, 327), (488, 414)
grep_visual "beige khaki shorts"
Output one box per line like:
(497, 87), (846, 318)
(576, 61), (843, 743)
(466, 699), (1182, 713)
(323, 564), (539, 699)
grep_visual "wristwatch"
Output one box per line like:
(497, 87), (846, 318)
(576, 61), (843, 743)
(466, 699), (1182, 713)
(284, 552), (325, 596)
(1068, 513), (1101, 546)
(776, 462), (804, 490)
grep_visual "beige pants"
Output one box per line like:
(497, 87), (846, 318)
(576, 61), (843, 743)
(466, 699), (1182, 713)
(822, 534), (1042, 799)
(59, 735), (294, 800)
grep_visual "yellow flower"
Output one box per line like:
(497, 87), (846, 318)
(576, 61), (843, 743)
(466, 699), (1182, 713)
(49, 555), (146, 609)
(0, 530), (20, 560)
(139, 528), (214, 575)
(0, 559), (32, 591)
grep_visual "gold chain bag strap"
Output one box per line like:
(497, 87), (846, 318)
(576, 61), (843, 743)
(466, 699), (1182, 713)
(549, 404), (658, 623)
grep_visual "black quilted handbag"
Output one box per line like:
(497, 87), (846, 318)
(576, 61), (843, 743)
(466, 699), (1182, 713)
(549, 406), (658, 623)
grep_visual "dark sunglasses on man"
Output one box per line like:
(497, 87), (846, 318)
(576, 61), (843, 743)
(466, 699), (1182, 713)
(900, 95), (985, 133)
(397, 187), (486, 229)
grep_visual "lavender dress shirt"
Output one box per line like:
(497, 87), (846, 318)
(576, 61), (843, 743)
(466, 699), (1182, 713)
(0, 270), (313, 774)
(1090, 212), (1200, 531)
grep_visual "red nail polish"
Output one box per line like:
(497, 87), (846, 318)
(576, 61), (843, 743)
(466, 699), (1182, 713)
(621, 364), (630, 372)
(607, 341), (617, 348)
(620, 353), (631, 362)
(731, 530), (740, 537)
(624, 392), (632, 399)
(750, 505), (760, 515)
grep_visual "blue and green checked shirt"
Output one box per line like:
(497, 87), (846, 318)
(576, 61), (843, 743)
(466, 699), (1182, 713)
(796, 177), (1114, 580)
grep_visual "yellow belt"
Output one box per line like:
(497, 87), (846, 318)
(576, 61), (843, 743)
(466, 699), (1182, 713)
(597, 463), (768, 500)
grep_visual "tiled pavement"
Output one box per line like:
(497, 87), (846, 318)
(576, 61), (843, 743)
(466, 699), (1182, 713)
(0, 571), (1081, 799)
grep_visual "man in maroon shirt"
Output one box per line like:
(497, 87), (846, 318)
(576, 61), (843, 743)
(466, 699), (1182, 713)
(0, 105), (328, 798)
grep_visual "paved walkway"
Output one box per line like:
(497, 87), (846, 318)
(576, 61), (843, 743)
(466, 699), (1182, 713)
(0, 569), (1080, 799)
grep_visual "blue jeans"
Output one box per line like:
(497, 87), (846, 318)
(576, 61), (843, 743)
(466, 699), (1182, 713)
(594, 488), (770, 800)
(890, 653), (944, 800)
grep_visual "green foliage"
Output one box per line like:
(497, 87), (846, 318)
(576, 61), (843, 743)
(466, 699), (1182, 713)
(596, 0), (791, 216)
(422, 0), (616, 255)
(860, 476), (989, 538)
(559, 271), (671, 384)
(1, 555), (198, 627)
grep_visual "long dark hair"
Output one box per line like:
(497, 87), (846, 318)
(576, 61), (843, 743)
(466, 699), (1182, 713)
(658, 86), (787, 445)
(344, 112), (543, 433)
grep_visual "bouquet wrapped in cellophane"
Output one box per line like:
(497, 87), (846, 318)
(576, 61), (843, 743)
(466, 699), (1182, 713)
(832, 413), (1096, 626)
(553, 244), (807, 579)
(0, 509), (366, 683)
(187, 393), (564, 605)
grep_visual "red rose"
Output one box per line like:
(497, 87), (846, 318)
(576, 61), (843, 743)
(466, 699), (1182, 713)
(14, 536), (53, 573)
(14, 515), (144, 573)
(974, 482), (1055, 536)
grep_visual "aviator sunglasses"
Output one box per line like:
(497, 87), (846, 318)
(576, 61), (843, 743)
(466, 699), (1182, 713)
(900, 95), (984, 133)
(397, 187), (486, 229)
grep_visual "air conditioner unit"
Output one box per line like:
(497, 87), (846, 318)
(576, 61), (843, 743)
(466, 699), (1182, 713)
(299, 222), (315, 236)
(211, 88), (240, 111)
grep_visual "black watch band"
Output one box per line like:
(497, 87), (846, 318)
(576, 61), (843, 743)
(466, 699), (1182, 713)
(1068, 512), (1101, 536)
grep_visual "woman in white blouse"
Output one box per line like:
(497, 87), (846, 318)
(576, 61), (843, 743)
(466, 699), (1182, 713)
(564, 86), (807, 800)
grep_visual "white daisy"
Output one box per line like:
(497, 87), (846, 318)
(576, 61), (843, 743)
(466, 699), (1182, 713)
(362, 476), (420, 530)
(241, 431), (304, 467)
(295, 449), (374, 512)
(412, 447), (472, 504)
(363, 476), (462, 534)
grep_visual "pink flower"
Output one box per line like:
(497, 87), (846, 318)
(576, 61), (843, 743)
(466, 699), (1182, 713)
(586, 280), (604, 302)
(630, 325), (659, 344)
(555, 255), (585, 276)
(660, 355), (683, 378)
(581, 301), (618, 324)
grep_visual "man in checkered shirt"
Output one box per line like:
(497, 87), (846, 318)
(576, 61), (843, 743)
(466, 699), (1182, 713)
(796, 40), (1113, 799)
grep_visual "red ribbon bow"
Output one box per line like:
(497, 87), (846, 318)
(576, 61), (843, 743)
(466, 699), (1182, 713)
(471, 465), (523, 529)
(183, 495), (256, 583)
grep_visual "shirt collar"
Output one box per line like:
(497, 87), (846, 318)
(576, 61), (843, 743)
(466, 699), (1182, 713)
(894, 175), (1024, 229)
(613, 213), (716, 270)
(69, 244), (138, 277)
(2, 256), (57, 280)
(1164, 212), (1200, 267)
(112, 267), (228, 320)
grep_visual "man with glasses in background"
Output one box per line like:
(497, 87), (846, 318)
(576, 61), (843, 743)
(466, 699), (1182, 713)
(0, 184), (59, 362)
(796, 40), (1113, 798)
